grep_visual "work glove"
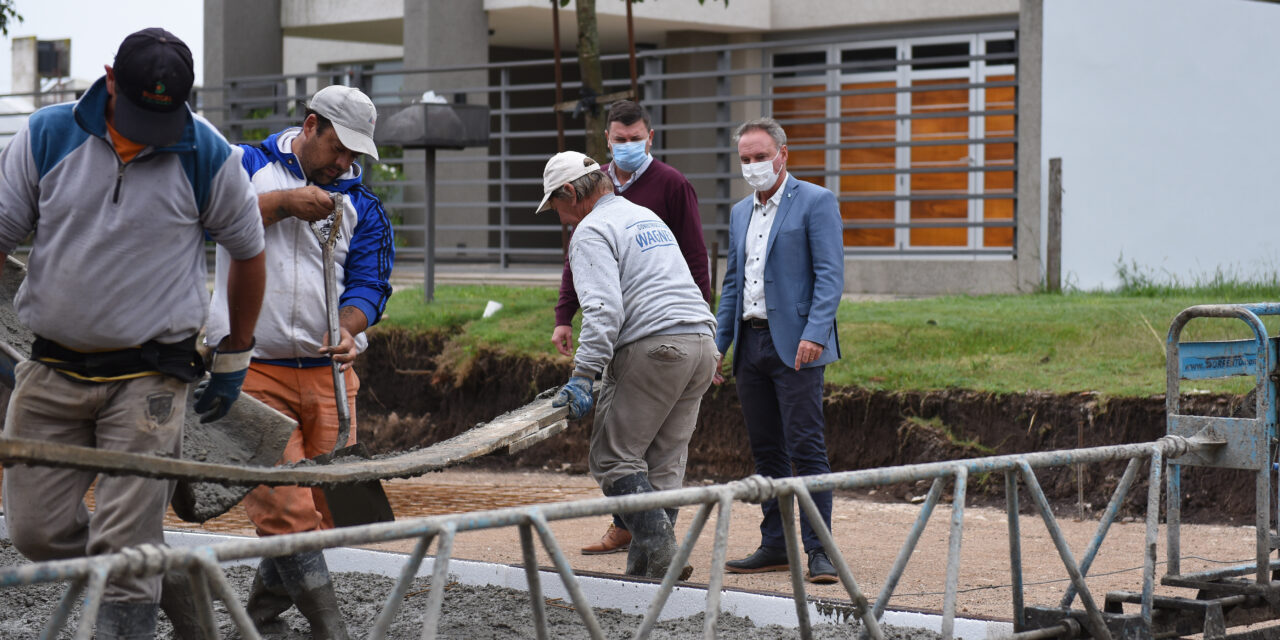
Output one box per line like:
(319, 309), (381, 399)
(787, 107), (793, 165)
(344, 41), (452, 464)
(552, 375), (594, 420)
(193, 341), (254, 423)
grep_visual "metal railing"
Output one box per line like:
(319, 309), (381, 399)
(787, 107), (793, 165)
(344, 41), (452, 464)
(0, 434), (1227, 640)
(0, 31), (1019, 268)
(193, 30), (1019, 266)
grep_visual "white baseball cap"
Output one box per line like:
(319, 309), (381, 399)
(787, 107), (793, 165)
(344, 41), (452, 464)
(537, 151), (601, 213)
(307, 85), (380, 161)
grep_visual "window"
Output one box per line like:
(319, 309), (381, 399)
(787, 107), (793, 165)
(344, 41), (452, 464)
(770, 32), (1017, 255)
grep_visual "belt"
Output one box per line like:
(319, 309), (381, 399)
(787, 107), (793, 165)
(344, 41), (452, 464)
(253, 356), (332, 369)
(745, 318), (769, 330)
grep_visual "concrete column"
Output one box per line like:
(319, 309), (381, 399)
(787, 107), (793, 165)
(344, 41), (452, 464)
(203, 0), (283, 129)
(401, 0), (490, 258)
(10, 37), (37, 102)
(1014, 0), (1044, 292)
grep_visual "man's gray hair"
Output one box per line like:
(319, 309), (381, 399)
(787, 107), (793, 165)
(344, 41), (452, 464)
(733, 117), (787, 149)
(553, 169), (613, 203)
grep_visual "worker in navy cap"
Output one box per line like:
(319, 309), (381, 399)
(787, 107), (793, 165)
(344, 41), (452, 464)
(0, 27), (266, 639)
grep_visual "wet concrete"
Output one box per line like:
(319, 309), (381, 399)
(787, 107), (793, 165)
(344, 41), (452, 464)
(0, 540), (943, 639)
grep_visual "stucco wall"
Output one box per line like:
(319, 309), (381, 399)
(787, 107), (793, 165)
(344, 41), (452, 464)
(1042, 0), (1280, 290)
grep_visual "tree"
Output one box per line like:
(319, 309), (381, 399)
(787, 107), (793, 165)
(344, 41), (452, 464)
(0, 1), (21, 36)
(575, 0), (606, 162)
(562, 0), (726, 163)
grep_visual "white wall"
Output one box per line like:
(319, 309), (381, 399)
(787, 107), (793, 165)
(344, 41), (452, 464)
(1042, 0), (1280, 290)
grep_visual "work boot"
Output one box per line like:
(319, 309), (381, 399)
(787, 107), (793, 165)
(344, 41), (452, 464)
(246, 559), (293, 636)
(273, 551), (350, 640)
(580, 523), (631, 555)
(95, 601), (159, 640)
(160, 570), (212, 639)
(605, 473), (678, 580)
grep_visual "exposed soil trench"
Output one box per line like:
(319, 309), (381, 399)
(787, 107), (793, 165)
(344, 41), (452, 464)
(356, 328), (1259, 526)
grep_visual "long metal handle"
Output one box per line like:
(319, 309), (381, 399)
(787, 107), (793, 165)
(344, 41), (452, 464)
(312, 192), (350, 456)
(323, 241), (350, 456)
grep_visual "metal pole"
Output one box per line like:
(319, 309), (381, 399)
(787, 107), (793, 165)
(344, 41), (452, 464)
(551, 0), (569, 259)
(1005, 471), (1024, 630)
(551, 0), (565, 152)
(778, 493), (813, 639)
(423, 148), (437, 302)
(1142, 449), (1162, 624)
(874, 477), (944, 619)
(1047, 157), (1062, 292)
(941, 468), (968, 640)
(626, 0), (639, 100)
(704, 493), (734, 639)
(520, 522), (550, 640)
(1061, 457), (1142, 608)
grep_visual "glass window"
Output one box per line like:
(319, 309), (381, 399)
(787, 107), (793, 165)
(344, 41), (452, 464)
(772, 51), (827, 78)
(911, 42), (971, 71)
(841, 47), (897, 73)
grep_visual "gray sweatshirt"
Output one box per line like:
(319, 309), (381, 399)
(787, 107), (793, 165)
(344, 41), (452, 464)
(569, 193), (715, 377)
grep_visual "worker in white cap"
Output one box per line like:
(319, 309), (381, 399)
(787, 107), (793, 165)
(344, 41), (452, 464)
(539, 150), (716, 580)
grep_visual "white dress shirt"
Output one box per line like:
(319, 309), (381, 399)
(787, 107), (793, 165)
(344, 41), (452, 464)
(742, 175), (789, 321)
(606, 154), (654, 193)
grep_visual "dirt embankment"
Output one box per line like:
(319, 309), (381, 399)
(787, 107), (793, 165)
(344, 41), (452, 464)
(354, 328), (1257, 525)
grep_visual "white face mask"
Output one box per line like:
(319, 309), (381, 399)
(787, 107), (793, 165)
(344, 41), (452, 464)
(742, 150), (781, 192)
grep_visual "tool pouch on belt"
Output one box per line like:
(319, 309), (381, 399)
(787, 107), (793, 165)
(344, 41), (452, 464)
(32, 335), (206, 384)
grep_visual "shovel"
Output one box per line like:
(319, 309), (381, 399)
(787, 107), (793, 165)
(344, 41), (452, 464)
(309, 193), (394, 527)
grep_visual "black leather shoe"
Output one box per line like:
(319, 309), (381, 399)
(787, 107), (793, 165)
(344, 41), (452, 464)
(806, 550), (839, 584)
(726, 546), (790, 573)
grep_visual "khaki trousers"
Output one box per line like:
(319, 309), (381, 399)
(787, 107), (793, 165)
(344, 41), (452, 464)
(588, 333), (717, 492)
(2, 360), (187, 603)
(241, 363), (358, 537)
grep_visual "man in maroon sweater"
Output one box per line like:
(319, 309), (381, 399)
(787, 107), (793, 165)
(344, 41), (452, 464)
(552, 100), (712, 556)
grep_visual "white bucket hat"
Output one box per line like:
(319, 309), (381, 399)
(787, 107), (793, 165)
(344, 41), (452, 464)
(307, 85), (380, 161)
(537, 151), (601, 213)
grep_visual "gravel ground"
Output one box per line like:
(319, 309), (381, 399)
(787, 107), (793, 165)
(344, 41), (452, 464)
(0, 540), (941, 639)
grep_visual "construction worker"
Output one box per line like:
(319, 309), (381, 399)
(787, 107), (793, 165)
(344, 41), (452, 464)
(0, 28), (266, 639)
(204, 85), (393, 639)
(541, 151), (717, 580)
(551, 100), (712, 556)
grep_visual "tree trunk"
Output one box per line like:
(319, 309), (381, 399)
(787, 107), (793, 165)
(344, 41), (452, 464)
(575, 0), (607, 163)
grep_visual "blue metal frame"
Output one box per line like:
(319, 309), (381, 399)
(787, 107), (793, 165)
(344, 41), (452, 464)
(1165, 303), (1279, 585)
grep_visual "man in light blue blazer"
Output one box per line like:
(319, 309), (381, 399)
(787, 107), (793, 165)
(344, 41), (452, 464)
(714, 118), (844, 584)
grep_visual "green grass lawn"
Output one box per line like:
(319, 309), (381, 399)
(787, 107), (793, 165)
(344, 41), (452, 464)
(379, 283), (1280, 398)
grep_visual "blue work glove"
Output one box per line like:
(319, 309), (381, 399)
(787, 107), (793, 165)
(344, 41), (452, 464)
(552, 375), (594, 420)
(193, 342), (254, 423)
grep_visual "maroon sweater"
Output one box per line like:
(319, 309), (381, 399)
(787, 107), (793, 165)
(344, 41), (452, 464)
(555, 159), (711, 326)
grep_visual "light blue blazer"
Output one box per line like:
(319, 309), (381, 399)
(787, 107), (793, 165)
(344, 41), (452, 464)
(714, 174), (844, 373)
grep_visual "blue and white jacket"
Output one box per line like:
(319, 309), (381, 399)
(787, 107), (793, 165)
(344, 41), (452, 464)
(0, 77), (263, 351)
(205, 128), (394, 363)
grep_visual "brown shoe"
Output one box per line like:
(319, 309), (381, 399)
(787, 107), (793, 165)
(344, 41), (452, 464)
(581, 523), (631, 555)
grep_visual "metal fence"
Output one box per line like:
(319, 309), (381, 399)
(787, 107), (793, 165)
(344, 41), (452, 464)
(191, 28), (1019, 266)
(0, 435), (1218, 640)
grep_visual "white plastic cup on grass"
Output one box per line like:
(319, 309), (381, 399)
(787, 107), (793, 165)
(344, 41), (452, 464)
(482, 300), (503, 318)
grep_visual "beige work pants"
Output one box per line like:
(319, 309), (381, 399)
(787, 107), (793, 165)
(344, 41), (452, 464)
(2, 360), (186, 603)
(588, 333), (717, 492)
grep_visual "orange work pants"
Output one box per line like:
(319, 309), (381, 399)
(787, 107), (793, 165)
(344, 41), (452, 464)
(241, 362), (358, 536)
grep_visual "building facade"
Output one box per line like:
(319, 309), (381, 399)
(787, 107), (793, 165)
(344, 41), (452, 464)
(204, 0), (1043, 295)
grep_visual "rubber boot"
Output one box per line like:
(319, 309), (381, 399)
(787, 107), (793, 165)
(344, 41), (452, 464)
(666, 508), (694, 581)
(273, 551), (350, 640)
(246, 559), (293, 637)
(605, 473), (677, 579)
(160, 570), (210, 640)
(95, 601), (159, 640)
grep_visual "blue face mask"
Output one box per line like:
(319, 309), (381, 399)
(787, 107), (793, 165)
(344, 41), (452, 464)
(610, 140), (649, 173)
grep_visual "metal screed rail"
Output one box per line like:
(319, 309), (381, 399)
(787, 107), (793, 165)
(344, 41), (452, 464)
(0, 303), (1278, 640)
